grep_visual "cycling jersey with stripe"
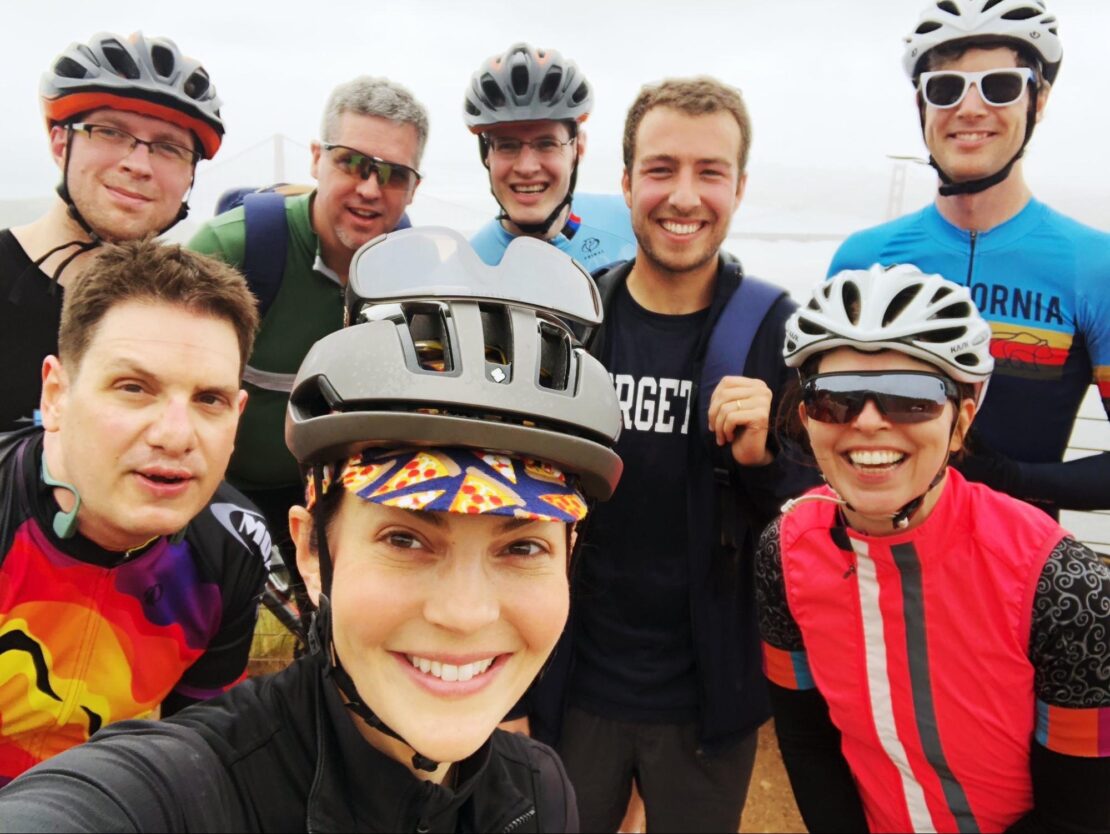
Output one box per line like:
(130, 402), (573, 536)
(756, 470), (1110, 833)
(829, 200), (1110, 510)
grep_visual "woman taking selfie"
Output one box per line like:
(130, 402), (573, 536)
(755, 264), (1109, 833)
(0, 229), (623, 832)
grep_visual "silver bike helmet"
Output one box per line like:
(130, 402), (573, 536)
(463, 43), (592, 133)
(41, 31), (224, 158)
(784, 263), (994, 394)
(903, 0), (1062, 84)
(286, 226), (622, 501)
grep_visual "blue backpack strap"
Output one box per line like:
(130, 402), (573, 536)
(697, 273), (787, 434)
(241, 191), (290, 321)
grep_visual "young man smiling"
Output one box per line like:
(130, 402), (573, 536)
(528, 77), (814, 832)
(0, 239), (267, 783)
(831, 0), (1110, 519)
(0, 32), (225, 434)
(464, 43), (636, 272)
(189, 76), (429, 553)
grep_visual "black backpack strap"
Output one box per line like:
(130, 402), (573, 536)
(241, 192), (290, 321)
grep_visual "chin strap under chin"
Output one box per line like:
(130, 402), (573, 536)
(921, 83), (1038, 198)
(309, 465), (440, 774)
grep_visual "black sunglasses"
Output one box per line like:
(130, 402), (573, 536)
(322, 143), (421, 191)
(802, 371), (959, 425)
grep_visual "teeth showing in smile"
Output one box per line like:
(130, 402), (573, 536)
(848, 450), (906, 467)
(661, 220), (701, 235)
(953, 132), (991, 141)
(512, 184), (546, 193)
(407, 655), (496, 682)
(350, 208), (378, 218)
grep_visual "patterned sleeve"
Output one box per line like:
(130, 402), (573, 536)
(755, 516), (815, 691)
(1028, 537), (1110, 757)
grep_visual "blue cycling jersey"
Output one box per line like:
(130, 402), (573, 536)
(470, 193), (637, 271)
(830, 199), (1110, 510)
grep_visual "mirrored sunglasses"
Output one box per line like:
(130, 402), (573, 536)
(322, 143), (421, 190)
(918, 68), (1035, 109)
(802, 371), (959, 425)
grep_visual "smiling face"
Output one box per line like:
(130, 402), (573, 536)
(310, 112), (421, 277)
(802, 348), (975, 534)
(293, 499), (569, 767)
(51, 108), (197, 241)
(622, 106), (745, 276)
(923, 46), (1046, 184)
(41, 300), (246, 550)
(484, 120), (581, 237)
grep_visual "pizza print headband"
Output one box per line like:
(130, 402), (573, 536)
(305, 447), (589, 523)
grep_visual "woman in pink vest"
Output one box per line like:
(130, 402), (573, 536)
(757, 263), (1109, 833)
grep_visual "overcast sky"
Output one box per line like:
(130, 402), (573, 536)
(3, 0), (1109, 233)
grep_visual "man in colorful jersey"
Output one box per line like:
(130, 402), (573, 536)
(189, 77), (428, 551)
(829, 0), (1110, 518)
(464, 43), (636, 272)
(0, 239), (268, 784)
(0, 32), (225, 434)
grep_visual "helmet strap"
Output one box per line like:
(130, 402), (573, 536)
(309, 466), (441, 774)
(920, 82), (1039, 198)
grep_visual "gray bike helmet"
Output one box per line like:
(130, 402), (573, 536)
(41, 31), (224, 158)
(286, 226), (622, 501)
(903, 0), (1062, 84)
(463, 43), (593, 133)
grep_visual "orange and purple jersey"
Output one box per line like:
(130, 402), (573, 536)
(0, 431), (267, 784)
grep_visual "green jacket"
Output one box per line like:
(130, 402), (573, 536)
(189, 192), (344, 491)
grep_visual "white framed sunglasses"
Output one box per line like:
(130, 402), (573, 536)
(918, 68), (1036, 109)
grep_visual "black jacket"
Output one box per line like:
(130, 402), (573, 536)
(0, 651), (578, 833)
(530, 257), (819, 752)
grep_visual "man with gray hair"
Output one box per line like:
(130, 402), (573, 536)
(189, 75), (429, 554)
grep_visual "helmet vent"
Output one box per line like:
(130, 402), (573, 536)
(101, 40), (141, 80)
(183, 69), (210, 100)
(480, 75), (506, 108)
(54, 57), (89, 79)
(916, 21), (942, 34)
(539, 68), (563, 103)
(480, 304), (512, 379)
(151, 44), (175, 77)
(841, 281), (862, 325)
(883, 285), (922, 326)
(929, 285), (954, 305)
(917, 326), (966, 343)
(510, 63), (531, 97)
(937, 1), (960, 15)
(571, 81), (590, 105)
(537, 321), (572, 391)
(465, 100), (481, 117)
(982, 0), (1003, 11)
(956, 354), (980, 367)
(796, 316), (826, 337)
(1002, 7), (1039, 21)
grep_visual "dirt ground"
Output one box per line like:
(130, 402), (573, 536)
(248, 610), (806, 833)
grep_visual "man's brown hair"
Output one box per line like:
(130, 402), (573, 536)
(622, 76), (753, 174)
(59, 238), (259, 373)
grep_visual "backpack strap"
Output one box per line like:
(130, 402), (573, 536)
(697, 272), (787, 432)
(241, 191), (290, 321)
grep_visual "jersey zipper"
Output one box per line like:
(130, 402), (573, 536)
(501, 806), (536, 832)
(965, 230), (978, 287)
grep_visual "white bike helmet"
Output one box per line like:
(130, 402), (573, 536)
(903, 0), (1062, 84)
(784, 264), (994, 392)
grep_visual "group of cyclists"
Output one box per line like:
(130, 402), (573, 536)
(0, 0), (1106, 831)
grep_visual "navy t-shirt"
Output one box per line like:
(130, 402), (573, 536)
(570, 283), (708, 722)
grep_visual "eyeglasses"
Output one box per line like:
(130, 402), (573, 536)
(69, 123), (199, 168)
(487, 135), (576, 159)
(802, 372), (959, 425)
(322, 143), (421, 191)
(918, 68), (1035, 109)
